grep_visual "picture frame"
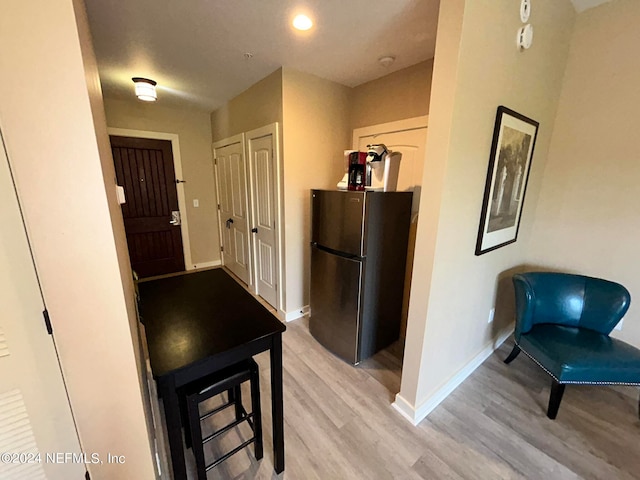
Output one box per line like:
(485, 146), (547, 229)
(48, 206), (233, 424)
(475, 106), (539, 255)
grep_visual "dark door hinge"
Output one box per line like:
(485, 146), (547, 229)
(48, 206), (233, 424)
(217, 204), (221, 210)
(221, 246), (224, 252)
(43, 309), (53, 335)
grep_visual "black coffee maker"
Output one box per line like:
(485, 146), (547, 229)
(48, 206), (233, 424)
(347, 151), (367, 191)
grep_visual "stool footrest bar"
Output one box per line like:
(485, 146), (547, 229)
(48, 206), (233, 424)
(203, 413), (254, 445)
(206, 438), (256, 472)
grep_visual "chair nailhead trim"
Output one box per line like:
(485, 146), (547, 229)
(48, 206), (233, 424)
(514, 341), (640, 386)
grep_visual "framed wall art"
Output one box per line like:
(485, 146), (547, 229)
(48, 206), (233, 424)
(475, 106), (539, 255)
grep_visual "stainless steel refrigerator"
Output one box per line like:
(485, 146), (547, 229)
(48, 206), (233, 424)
(309, 189), (412, 365)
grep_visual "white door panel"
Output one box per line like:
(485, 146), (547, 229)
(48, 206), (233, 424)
(247, 133), (278, 308)
(355, 125), (428, 213)
(214, 140), (251, 285)
(0, 131), (84, 479)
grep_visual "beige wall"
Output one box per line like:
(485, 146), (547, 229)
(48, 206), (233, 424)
(104, 98), (220, 266)
(527, 0), (640, 346)
(399, 0), (575, 413)
(351, 60), (434, 130)
(211, 68), (283, 142)
(0, 0), (156, 478)
(282, 68), (352, 312)
(209, 68), (350, 314)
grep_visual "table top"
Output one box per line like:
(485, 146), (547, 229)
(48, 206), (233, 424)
(138, 269), (285, 378)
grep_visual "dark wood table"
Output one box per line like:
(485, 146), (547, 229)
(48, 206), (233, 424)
(138, 269), (286, 479)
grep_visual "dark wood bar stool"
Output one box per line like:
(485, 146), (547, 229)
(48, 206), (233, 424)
(185, 358), (262, 479)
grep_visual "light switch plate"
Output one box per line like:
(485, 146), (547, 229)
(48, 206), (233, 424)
(193, 199), (199, 207)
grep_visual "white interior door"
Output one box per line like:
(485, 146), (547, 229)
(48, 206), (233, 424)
(214, 136), (251, 285)
(353, 117), (428, 342)
(246, 127), (279, 308)
(353, 116), (428, 213)
(0, 132), (84, 479)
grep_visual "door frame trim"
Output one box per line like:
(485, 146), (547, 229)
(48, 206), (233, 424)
(107, 127), (193, 271)
(245, 123), (284, 311)
(351, 115), (429, 149)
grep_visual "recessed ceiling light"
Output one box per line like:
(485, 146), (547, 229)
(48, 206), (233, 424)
(293, 14), (313, 31)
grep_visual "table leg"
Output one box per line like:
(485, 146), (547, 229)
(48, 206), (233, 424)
(270, 333), (285, 473)
(158, 376), (187, 480)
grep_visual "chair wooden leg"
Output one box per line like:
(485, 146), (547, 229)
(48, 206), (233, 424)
(547, 380), (565, 419)
(504, 344), (521, 364)
(233, 385), (243, 421)
(227, 387), (243, 421)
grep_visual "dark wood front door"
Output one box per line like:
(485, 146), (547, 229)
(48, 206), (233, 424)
(110, 135), (185, 278)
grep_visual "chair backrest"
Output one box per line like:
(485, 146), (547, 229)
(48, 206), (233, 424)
(513, 272), (630, 339)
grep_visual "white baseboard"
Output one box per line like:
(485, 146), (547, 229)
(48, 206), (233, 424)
(279, 305), (310, 322)
(392, 326), (514, 425)
(391, 393), (418, 424)
(189, 260), (221, 270)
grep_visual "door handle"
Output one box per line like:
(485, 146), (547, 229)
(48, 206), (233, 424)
(170, 210), (181, 226)
(251, 228), (258, 233)
(225, 218), (234, 229)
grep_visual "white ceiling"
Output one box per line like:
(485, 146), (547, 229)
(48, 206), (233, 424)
(570, 0), (613, 13)
(85, 0), (440, 111)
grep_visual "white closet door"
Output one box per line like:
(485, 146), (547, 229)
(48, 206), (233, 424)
(0, 131), (84, 479)
(246, 128), (278, 308)
(214, 135), (252, 285)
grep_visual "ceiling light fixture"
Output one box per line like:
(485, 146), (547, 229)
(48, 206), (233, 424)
(292, 14), (313, 31)
(132, 77), (157, 102)
(378, 56), (396, 67)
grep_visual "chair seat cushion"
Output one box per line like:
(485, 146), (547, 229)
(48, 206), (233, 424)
(519, 324), (640, 384)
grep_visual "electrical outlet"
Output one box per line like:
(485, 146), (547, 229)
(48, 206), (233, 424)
(193, 199), (199, 207)
(614, 317), (624, 331)
(488, 308), (495, 324)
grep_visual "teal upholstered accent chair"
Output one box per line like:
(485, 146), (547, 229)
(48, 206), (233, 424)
(505, 272), (640, 419)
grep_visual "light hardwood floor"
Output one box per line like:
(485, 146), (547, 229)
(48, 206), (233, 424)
(184, 317), (640, 479)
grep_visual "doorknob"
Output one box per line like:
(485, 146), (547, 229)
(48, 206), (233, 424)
(251, 228), (258, 233)
(225, 218), (234, 229)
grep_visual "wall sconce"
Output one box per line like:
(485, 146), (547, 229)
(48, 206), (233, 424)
(132, 77), (157, 102)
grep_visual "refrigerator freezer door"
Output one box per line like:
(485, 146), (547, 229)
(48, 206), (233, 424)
(311, 190), (366, 257)
(309, 245), (363, 364)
